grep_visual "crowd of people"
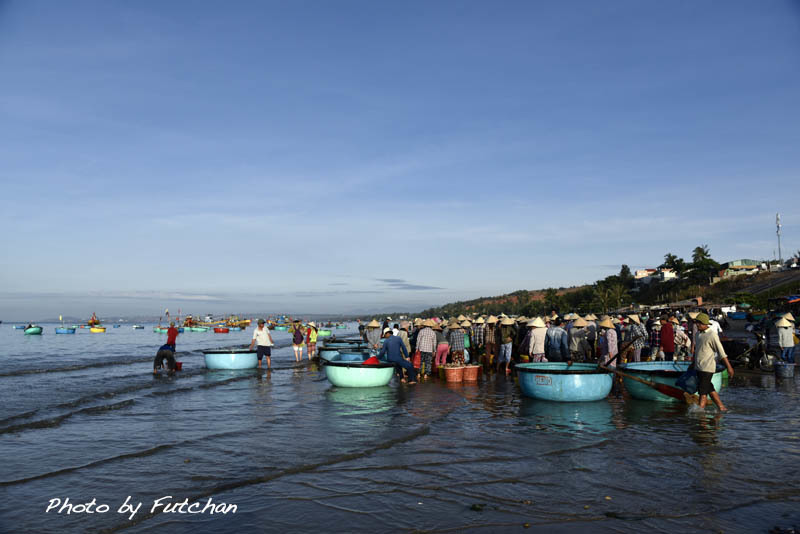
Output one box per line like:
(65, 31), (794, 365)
(357, 309), (764, 410)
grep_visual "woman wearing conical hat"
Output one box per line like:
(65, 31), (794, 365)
(627, 315), (647, 363)
(568, 317), (591, 362)
(597, 317), (618, 367)
(497, 317), (516, 374)
(527, 317), (548, 363)
(365, 319), (383, 356)
(776, 317), (796, 363)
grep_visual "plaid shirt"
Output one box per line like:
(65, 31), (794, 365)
(649, 328), (661, 349)
(471, 324), (484, 346)
(416, 327), (436, 353)
(448, 328), (465, 351)
(484, 324), (496, 344)
(630, 323), (647, 350)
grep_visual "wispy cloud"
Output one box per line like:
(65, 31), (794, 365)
(375, 278), (443, 291)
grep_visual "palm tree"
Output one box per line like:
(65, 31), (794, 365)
(592, 285), (611, 314)
(692, 245), (711, 263)
(609, 283), (629, 310)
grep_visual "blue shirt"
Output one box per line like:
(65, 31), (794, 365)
(378, 335), (409, 361)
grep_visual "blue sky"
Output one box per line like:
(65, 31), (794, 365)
(1, 0), (799, 319)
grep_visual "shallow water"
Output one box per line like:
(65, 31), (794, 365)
(2, 323), (799, 533)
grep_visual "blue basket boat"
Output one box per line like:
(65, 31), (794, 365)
(203, 348), (258, 370)
(55, 327), (76, 334)
(324, 353), (395, 387)
(13, 325), (26, 329)
(619, 361), (723, 402)
(516, 363), (612, 402)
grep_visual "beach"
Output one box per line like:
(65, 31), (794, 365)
(2, 323), (800, 533)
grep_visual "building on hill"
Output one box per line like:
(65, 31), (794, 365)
(718, 259), (760, 279)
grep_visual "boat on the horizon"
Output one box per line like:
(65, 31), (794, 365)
(90, 326), (106, 333)
(132, 325), (144, 329)
(55, 327), (76, 334)
(13, 325), (26, 329)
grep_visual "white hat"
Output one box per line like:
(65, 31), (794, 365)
(775, 317), (792, 328)
(382, 327), (392, 334)
(527, 317), (546, 328)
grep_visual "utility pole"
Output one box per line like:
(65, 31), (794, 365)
(776, 213), (783, 266)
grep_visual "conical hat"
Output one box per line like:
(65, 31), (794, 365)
(688, 312), (699, 319)
(499, 313), (508, 318)
(516, 316), (528, 323)
(669, 317), (680, 325)
(486, 315), (498, 324)
(597, 317), (614, 329)
(587, 313), (598, 320)
(628, 314), (640, 324)
(475, 317), (485, 324)
(500, 317), (515, 326)
(457, 314), (466, 321)
(782, 312), (795, 322)
(366, 319), (380, 328)
(612, 318), (620, 324)
(775, 317), (792, 328)
(527, 317), (546, 328)
(572, 317), (588, 327)
(422, 319), (435, 328)
(461, 320), (471, 327)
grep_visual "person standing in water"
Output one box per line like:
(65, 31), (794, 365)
(249, 319), (275, 370)
(693, 313), (734, 411)
(291, 322), (305, 362)
(166, 321), (179, 351)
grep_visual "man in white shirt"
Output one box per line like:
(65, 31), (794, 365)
(693, 313), (734, 411)
(249, 319), (275, 370)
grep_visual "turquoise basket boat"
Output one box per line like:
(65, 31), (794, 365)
(516, 363), (613, 402)
(203, 348), (258, 370)
(335, 324), (347, 329)
(55, 327), (76, 334)
(189, 326), (209, 332)
(317, 329), (332, 337)
(24, 326), (43, 335)
(153, 327), (168, 333)
(274, 326), (288, 331)
(324, 354), (395, 387)
(619, 361), (724, 402)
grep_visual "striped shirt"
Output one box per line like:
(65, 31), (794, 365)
(448, 328), (465, 351)
(471, 324), (485, 346)
(484, 324), (497, 344)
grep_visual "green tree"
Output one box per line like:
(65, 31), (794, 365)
(592, 285), (611, 314)
(692, 245), (711, 263)
(609, 283), (629, 310)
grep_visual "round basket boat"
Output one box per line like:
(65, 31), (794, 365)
(55, 327), (76, 334)
(89, 327), (106, 333)
(203, 348), (258, 369)
(516, 363), (612, 402)
(24, 326), (43, 335)
(619, 361), (723, 402)
(213, 327), (230, 334)
(274, 326), (288, 331)
(324, 354), (395, 387)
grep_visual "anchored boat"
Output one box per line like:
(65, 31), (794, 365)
(203, 348), (258, 369)
(324, 353), (395, 387)
(55, 327), (76, 334)
(213, 327), (230, 334)
(619, 361), (724, 402)
(90, 326), (106, 333)
(516, 363), (613, 402)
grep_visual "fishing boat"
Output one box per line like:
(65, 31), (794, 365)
(214, 327), (230, 334)
(55, 327), (76, 334)
(619, 361), (724, 402)
(324, 353), (395, 387)
(317, 329), (332, 337)
(203, 348), (258, 369)
(13, 325), (26, 329)
(727, 311), (748, 320)
(153, 326), (167, 333)
(189, 326), (209, 332)
(90, 326), (106, 333)
(24, 326), (43, 335)
(335, 324), (347, 329)
(319, 347), (370, 362)
(516, 363), (613, 402)
(274, 325), (288, 331)
(132, 325), (144, 329)
(113, 324), (121, 328)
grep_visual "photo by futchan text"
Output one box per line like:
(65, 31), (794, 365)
(45, 496), (237, 520)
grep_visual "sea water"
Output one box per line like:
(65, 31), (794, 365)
(1, 323), (799, 533)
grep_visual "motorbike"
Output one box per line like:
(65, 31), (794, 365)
(728, 325), (779, 371)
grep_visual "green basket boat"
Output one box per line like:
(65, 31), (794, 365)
(324, 354), (395, 387)
(620, 361), (724, 402)
(317, 329), (332, 337)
